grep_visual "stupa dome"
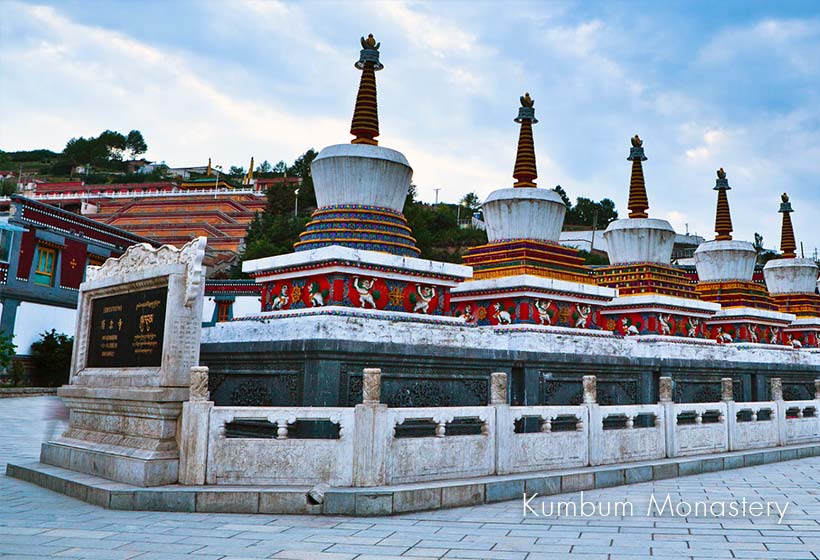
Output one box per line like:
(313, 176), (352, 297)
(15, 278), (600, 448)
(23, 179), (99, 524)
(481, 93), (567, 243)
(603, 136), (676, 265)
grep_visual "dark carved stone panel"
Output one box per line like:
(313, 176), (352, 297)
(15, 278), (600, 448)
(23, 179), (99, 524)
(339, 363), (490, 407)
(673, 378), (744, 403)
(540, 373), (638, 405)
(784, 383), (815, 401)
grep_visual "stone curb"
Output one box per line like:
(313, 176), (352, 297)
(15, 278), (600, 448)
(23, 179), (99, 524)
(7, 442), (820, 516)
(0, 388), (59, 398)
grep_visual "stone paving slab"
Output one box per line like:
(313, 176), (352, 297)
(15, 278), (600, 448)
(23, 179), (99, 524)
(2, 396), (820, 559)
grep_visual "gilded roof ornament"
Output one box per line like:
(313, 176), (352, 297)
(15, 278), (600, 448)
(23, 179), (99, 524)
(361, 34), (380, 50)
(631, 134), (643, 148)
(520, 92), (534, 108)
(717, 168), (726, 180)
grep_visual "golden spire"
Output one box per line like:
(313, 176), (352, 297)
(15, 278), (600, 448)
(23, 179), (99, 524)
(350, 34), (383, 146)
(206, 157), (212, 177)
(779, 192), (797, 259)
(626, 135), (649, 218)
(512, 92), (538, 188)
(246, 156), (254, 185)
(713, 167), (733, 241)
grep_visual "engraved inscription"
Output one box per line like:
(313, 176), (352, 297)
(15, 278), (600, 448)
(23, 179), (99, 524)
(87, 287), (168, 368)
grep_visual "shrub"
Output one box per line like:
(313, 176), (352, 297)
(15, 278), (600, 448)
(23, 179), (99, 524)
(0, 331), (15, 372)
(9, 360), (26, 386)
(29, 330), (73, 387)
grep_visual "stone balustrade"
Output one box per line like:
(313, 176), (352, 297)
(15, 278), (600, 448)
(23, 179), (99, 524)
(180, 371), (820, 488)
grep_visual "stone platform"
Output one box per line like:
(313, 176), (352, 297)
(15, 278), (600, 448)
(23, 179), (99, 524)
(8, 442), (820, 516)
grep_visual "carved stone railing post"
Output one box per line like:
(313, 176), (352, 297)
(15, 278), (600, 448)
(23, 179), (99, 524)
(362, 368), (381, 404)
(770, 378), (783, 402)
(721, 378), (734, 402)
(179, 366), (213, 485)
(582, 375), (597, 404)
(770, 377), (787, 446)
(353, 367), (388, 487)
(815, 379), (820, 401)
(658, 377), (673, 403)
(490, 372), (508, 405)
(659, 376), (675, 459)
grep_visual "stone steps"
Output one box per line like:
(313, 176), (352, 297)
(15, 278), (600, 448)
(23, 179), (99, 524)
(7, 441), (820, 516)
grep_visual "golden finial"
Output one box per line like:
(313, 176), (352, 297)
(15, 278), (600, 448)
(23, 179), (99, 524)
(361, 34), (379, 49)
(206, 157), (212, 176)
(520, 92), (534, 108)
(717, 168), (726, 180)
(631, 134), (642, 148)
(782, 192), (789, 203)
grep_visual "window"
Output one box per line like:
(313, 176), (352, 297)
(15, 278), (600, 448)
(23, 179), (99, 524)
(34, 246), (57, 286)
(216, 301), (231, 322)
(0, 230), (12, 263)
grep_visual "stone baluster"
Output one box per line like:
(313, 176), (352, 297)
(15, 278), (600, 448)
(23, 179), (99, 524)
(435, 420), (446, 438)
(721, 378), (734, 402)
(695, 412), (703, 424)
(770, 378), (783, 402)
(353, 367), (389, 487)
(541, 416), (552, 433)
(815, 380), (820, 401)
(583, 375), (597, 404)
(362, 368), (381, 404)
(179, 366), (214, 486)
(276, 421), (289, 440)
(490, 372), (508, 405)
(626, 415), (635, 429)
(658, 376), (673, 403)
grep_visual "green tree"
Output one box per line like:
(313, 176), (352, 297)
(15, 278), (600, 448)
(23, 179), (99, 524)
(229, 166), (245, 178)
(0, 331), (16, 372)
(288, 149), (318, 212)
(256, 160), (272, 175)
(461, 192), (481, 212)
(124, 130), (148, 158)
(29, 330), (73, 387)
(552, 185), (572, 209)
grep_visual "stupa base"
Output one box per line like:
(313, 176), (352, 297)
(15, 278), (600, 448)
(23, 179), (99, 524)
(450, 274), (615, 328)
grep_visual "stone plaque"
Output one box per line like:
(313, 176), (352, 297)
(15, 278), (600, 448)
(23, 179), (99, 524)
(86, 287), (168, 368)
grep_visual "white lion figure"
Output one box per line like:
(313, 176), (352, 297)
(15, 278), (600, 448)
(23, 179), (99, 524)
(493, 302), (512, 325)
(272, 285), (289, 310)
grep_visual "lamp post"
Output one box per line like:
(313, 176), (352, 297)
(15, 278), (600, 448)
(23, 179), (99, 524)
(294, 188), (300, 218)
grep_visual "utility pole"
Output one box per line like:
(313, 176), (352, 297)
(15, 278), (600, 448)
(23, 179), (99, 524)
(591, 209), (598, 252)
(434, 188), (440, 205)
(294, 188), (300, 218)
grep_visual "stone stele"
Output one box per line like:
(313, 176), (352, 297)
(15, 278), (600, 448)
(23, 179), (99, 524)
(40, 237), (207, 487)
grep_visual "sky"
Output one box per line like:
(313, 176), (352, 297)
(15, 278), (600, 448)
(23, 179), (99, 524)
(1, 0), (820, 253)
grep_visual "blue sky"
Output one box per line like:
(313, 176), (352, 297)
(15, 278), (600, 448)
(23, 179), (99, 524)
(2, 1), (820, 253)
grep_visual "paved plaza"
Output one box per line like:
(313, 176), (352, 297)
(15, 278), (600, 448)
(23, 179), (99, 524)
(1, 397), (820, 559)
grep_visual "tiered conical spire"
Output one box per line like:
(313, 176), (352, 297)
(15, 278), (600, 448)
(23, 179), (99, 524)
(512, 93), (538, 188)
(713, 167), (733, 241)
(779, 193), (797, 258)
(627, 135), (649, 218)
(350, 34), (383, 146)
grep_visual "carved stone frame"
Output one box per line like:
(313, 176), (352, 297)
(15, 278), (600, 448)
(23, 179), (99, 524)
(69, 239), (206, 389)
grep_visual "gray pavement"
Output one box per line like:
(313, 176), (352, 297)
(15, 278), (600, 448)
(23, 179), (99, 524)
(2, 396), (820, 559)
